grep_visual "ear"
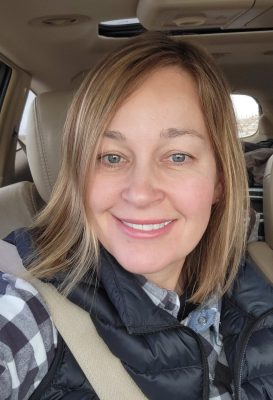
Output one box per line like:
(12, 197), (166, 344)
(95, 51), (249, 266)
(212, 176), (223, 204)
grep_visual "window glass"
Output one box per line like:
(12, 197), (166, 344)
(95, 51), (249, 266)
(18, 90), (36, 138)
(231, 94), (259, 138)
(0, 61), (12, 112)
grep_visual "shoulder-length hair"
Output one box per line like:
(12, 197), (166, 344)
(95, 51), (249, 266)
(29, 32), (249, 303)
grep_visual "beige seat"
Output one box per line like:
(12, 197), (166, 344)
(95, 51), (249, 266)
(248, 154), (273, 283)
(0, 90), (73, 238)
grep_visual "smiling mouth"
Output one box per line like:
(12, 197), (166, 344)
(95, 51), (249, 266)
(121, 220), (173, 231)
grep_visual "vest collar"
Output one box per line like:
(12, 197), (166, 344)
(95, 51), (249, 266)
(88, 247), (180, 334)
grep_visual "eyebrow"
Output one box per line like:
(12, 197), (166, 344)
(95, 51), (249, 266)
(160, 128), (205, 141)
(103, 128), (205, 141)
(103, 130), (126, 141)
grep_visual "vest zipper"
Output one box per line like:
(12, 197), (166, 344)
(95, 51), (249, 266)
(234, 308), (273, 400)
(178, 326), (210, 400)
(185, 327), (210, 400)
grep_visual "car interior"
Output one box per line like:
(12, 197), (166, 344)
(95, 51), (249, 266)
(0, 0), (272, 281)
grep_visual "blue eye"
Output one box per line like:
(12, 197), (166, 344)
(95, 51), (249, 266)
(170, 153), (187, 163)
(97, 153), (125, 168)
(103, 154), (121, 164)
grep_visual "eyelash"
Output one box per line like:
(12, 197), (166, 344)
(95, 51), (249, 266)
(97, 152), (191, 169)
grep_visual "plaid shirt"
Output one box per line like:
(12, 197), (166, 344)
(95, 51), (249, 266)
(137, 276), (233, 400)
(0, 272), (57, 400)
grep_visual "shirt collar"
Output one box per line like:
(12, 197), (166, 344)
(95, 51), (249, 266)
(135, 274), (181, 319)
(136, 274), (222, 343)
(183, 292), (222, 345)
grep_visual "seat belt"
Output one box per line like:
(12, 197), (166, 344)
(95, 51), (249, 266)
(0, 239), (148, 400)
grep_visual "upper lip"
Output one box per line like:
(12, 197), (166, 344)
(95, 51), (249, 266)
(115, 217), (174, 224)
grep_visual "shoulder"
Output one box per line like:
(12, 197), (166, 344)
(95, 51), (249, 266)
(0, 272), (57, 399)
(3, 227), (35, 265)
(226, 256), (273, 317)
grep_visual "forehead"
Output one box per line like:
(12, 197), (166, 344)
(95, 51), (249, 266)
(106, 66), (208, 142)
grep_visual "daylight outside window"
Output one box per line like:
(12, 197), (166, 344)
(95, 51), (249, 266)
(231, 94), (259, 138)
(18, 90), (36, 138)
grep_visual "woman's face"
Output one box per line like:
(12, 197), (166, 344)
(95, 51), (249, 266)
(87, 66), (221, 291)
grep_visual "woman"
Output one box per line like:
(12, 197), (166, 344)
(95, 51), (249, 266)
(1, 32), (273, 400)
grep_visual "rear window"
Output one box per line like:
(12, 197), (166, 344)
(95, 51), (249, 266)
(231, 94), (259, 138)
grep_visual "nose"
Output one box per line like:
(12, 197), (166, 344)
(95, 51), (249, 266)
(121, 165), (164, 208)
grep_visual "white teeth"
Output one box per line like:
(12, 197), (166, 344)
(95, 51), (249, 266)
(122, 221), (172, 231)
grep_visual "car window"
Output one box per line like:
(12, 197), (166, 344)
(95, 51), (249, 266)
(231, 94), (259, 138)
(18, 90), (36, 139)
(0, 61), (12, 112)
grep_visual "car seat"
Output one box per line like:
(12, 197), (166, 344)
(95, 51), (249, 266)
(248, 154), (273, 282)
(0, 90), (73, 238)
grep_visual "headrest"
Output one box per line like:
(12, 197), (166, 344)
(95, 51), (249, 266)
(263, 154), (273, 249)
(26, 90), (74, 203)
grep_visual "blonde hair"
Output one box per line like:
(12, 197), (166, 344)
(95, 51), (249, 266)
(29, 32), (249, 303)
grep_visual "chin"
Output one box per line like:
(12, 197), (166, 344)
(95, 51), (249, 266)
(116, 255), (158, 274)
(111, 249), (177, 277)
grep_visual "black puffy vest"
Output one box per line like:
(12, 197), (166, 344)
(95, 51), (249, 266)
(9, 230), (273, 400)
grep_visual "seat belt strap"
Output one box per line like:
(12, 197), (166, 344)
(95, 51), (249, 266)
(0, 239), (148, 400)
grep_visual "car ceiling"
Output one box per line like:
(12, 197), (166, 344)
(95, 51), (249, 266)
(1, 0), (273, 99)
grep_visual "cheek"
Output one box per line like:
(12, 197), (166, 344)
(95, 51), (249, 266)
(86, 176), (118, 215)
(172, 177), (216, 217)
